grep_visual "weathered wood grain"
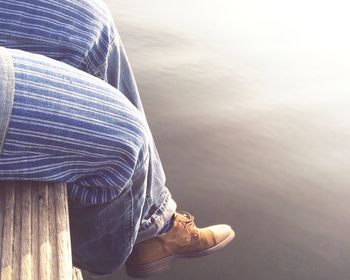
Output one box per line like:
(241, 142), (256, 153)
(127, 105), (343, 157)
(0, 181), (83, 280)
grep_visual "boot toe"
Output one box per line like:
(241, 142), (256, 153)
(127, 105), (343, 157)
(206, 224), (235, 244)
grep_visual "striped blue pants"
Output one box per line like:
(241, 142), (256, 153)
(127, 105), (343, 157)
(0, 0), (176, 274)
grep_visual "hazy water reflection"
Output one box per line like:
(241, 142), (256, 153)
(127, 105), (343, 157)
(85, 1), (350, 279)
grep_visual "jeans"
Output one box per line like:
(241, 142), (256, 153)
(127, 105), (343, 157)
(0, 0), (176, 274)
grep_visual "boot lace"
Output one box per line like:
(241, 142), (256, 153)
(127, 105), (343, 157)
(177, 211), (198, 237)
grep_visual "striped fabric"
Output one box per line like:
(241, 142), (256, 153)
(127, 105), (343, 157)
(0, 0), (117, 81)
(0, 47), (149, 204)
(0, 1), (177, 260)
(0, 0), (155, 204)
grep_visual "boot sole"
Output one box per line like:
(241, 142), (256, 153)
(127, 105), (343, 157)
(125, 231), (235, 278)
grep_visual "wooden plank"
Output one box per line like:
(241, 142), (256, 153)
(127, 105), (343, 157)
(0, 181), (82, 280)
(12, 183), (22, 280)
(31, 184), (39, 280)
(0, 188), (3, 279)
(38, 183), (51, 279)
(0, 183), (15, 280)
(20, 184), (32, 280)
(54, 183), (72, 280)
(48, 183), (58, 279)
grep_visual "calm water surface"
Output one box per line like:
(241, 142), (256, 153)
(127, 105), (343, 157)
(85, 1), (350, 279)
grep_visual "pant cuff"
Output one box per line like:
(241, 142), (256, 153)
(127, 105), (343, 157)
(135, 193), (177, 243)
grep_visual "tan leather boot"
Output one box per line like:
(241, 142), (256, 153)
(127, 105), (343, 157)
(125, 212), (235, 278)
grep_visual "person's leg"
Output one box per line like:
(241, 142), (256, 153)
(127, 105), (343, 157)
(0, 0), (176, 240)
(0, 0), (140, 108)
(0, 47), (175, 273)
(0, 1), (235, 276)
(0, 0), (114, 74)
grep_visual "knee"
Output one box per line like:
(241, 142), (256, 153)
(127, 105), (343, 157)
(106, 100), (149, 173)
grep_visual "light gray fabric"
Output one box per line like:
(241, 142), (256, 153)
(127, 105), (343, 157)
(0, 47), (15, 154)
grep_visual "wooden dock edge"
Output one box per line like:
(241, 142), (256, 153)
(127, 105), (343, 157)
(0, 181), (83, 280)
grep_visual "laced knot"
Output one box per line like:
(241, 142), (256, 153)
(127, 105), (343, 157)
(177, 211), (196, 234)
